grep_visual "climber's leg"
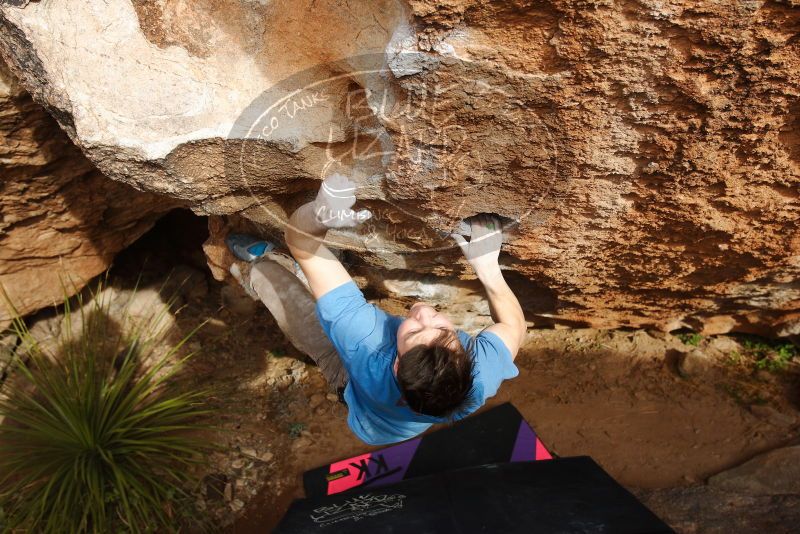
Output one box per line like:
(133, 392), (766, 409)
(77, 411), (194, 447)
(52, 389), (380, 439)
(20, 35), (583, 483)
(251, 259), (349, 389)
(228, 249), (349, 391)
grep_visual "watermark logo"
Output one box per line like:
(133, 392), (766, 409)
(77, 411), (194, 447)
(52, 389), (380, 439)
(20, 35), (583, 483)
(226, 52), (558, 255)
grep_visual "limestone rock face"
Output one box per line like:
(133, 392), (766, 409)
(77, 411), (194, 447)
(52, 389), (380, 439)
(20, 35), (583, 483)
(1, 0), (798, 334)
(0, 58), (174, 326)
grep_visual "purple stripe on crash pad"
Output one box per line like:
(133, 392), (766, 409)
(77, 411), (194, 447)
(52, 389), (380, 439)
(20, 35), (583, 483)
(366, 436), (422, 488)
(510, 419), (538, 462)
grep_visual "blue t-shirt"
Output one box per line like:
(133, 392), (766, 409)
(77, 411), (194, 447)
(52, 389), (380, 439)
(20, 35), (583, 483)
(315, 280), (519, 445)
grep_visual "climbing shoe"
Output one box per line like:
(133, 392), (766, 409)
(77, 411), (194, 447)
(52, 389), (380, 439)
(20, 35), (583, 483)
(225, 233), (276, 262)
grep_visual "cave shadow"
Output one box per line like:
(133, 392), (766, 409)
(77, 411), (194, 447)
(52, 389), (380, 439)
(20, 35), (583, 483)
(101, 209), (317, 434)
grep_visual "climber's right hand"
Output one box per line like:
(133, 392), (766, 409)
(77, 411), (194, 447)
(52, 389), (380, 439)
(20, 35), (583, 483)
(450, 214), (503, 278)
(312, 173), (372, 229)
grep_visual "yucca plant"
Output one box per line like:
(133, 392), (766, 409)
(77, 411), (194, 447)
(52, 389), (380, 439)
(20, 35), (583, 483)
(0, 275), (214, 533)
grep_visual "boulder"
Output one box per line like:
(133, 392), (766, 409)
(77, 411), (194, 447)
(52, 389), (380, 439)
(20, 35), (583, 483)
(749, 405), (798, 428)
(0, 332), (16, 376)
(0, 0), (798, 334)
(0, 57), (175, 327)
(709, 446), (800, 495)
(638, 485), (800, 534)
(676, 348), (713, 378)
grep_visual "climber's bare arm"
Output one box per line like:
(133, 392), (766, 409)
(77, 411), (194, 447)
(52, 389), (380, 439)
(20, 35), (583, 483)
(451, 215), (526, 361)
(285, 203), (353, 300)
(476, 266), (526, 361)
(285, 175), (372, 300)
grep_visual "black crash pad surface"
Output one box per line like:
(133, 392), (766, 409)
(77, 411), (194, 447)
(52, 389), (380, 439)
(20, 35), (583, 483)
(278, 456), (674, 533)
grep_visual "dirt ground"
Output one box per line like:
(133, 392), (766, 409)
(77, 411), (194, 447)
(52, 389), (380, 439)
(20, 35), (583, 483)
(215, 316), (799, 532)
(15, 212), (798, 533)
(148, 266), (797, 531)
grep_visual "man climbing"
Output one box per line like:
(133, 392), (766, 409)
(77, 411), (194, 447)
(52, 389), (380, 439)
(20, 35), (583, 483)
(227, 174), (526, 445)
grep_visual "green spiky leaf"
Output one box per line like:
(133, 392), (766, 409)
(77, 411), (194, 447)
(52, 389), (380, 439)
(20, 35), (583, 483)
(0, 275), (216, 533)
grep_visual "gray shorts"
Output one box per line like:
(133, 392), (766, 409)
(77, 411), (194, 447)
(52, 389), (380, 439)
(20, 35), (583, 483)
(246, 257), (350, 391)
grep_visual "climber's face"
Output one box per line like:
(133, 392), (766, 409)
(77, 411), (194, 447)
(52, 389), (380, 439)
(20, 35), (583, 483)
(396, 302), (456, 357)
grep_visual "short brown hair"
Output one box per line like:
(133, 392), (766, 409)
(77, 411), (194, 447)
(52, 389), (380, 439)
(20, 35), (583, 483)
(396, 329), (475, 417)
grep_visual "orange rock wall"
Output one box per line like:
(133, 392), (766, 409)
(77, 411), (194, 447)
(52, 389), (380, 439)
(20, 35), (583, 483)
(0, 0), (797, 334)
(0, 60), (174, 325)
